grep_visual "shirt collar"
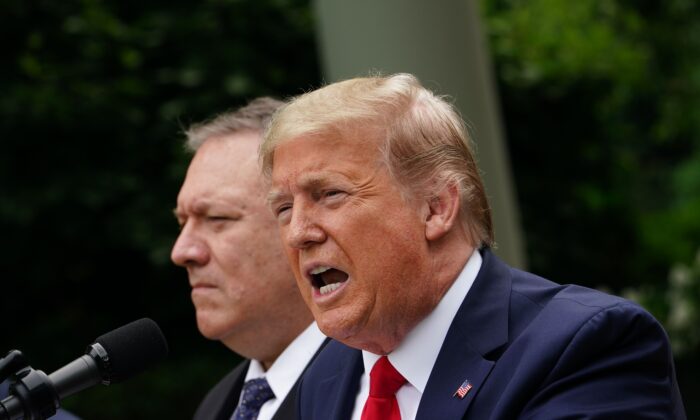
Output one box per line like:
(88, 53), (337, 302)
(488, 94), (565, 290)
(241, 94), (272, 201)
(245, 322), (326, 400)
(361, 249), (482, 393)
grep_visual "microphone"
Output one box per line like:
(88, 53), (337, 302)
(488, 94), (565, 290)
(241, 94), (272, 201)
(0, 318), (168, 420)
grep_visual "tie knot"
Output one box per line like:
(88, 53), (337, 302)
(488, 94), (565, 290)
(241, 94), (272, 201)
(233, 377), (275, 420)
(369, 356), (407, 398)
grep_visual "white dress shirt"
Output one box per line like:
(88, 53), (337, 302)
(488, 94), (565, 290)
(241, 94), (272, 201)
(350, 250), (482, 420)
(233, 322), (326, 420)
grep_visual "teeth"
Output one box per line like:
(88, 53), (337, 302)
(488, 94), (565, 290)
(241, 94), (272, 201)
(319, 282), (342, 295)
(310, 266), (332, 275)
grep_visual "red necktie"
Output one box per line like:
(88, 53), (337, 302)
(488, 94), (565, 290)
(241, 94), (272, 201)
(361, 356), (407, 420)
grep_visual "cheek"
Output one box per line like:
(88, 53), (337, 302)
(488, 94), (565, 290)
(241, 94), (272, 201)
(295, 277), (313, 310)
(219, 280), (248, 303)
(292, 263), (310, 299)
(232, 225), (283, 273)
(357, 225), (424, 270)
(283, 241), (301, 273)
(355, 226), (426, 302)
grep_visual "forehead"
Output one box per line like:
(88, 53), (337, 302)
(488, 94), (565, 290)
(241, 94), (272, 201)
(270, 130), (383, 183)
(177, 133), (264, 205)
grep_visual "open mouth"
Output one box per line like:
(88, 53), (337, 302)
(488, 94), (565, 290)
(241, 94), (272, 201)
(309, 266), (349, 295)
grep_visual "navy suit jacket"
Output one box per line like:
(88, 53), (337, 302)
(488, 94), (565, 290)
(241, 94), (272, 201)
(298, 250), (686, 419)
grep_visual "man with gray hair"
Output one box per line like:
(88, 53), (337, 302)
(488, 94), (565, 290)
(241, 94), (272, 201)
(262, 74), (685, 419)
(171, 97), (326, 420)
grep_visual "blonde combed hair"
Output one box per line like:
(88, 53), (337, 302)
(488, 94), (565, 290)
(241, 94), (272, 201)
(261, 74), (494, 248)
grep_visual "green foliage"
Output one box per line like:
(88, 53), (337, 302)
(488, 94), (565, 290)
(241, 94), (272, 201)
(482, 0), (700, 289)
(665, 251), (700, 354)
(486, 0), (650, 86)
(623, 250), (700, 356)
(1, 0), (319, 418)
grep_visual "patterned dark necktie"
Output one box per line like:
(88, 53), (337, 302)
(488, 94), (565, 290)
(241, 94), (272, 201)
(361, 356), (407, 420)
(232, 377), (275, 420)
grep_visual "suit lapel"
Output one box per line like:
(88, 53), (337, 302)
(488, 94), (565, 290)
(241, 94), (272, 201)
(273, 338), (332, 420)
(213, 360), (249, 420)
(329, 346), (364, 420)
(309, 342), (364, 420)
(416, 250), (512, 420)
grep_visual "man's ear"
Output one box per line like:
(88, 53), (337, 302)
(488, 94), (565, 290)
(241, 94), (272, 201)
(425, 182), (461, 241)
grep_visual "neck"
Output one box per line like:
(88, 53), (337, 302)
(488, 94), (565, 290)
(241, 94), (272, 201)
(223, 315), (314, 370)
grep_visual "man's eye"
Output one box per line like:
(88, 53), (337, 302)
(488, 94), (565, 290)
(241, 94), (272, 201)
(323, 190), (347, 202)
(276, 205), (292, 216)
(207, 216), (235, 223)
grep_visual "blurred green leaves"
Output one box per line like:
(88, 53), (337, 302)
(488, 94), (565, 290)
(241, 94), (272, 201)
(626, 250), (700, 356)
(1, 0), (319, 418)
(482, 0), (700, 295)
(486, 0), (650, 87)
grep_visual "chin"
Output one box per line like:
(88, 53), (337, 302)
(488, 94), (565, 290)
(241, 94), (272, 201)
(195, 313), (229, 341)
(317, 311), (398, 353)
(316, 312), (361, 343)
(196, 323), (219, 340)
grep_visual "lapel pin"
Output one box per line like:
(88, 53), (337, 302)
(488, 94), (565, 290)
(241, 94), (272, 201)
(453, 379), (473, 399)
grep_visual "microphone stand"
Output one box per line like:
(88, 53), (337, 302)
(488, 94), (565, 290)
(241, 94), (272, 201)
(0, 351), (28, 383)
(0, 350), (59, 420)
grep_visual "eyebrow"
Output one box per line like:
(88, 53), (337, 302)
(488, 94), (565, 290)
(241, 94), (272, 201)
(300, 176), (332, 191)
(267, 173), (342, 206)
(266, 190), (288, 207)
(172, 198), (218, 218)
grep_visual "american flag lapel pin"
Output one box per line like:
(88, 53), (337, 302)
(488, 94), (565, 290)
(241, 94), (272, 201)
(453, 379), (473, 399)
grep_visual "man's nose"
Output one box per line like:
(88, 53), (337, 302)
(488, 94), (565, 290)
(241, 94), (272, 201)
(285, 205), (326, 249)
(171, 224), (210, 267)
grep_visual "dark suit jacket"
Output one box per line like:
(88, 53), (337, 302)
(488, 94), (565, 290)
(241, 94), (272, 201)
(194, 338), (328, 420)
(298, 250), (686, 419)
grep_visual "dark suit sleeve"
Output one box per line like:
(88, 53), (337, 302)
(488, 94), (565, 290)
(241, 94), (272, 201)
(520, 302), (686, 419)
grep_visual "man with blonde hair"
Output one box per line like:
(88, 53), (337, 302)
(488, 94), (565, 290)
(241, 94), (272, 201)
(262, 74), (685, 419)
(172, 97), (327, 420)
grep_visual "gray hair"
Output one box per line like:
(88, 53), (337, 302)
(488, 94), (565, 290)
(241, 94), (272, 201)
(184, 97), (285, 151)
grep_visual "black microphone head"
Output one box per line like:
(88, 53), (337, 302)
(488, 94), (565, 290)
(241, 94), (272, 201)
(93, 318), (168, 383)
